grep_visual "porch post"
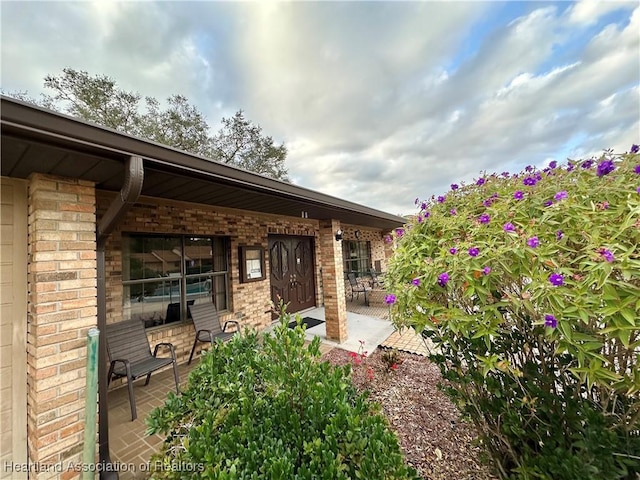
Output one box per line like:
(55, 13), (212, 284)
(26, 174), (98, 479)
(319, 219), (348, 342)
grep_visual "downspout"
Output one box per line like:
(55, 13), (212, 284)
(96, 156), (144, 480)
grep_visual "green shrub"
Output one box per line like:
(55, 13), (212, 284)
(146, 301), (419, 480)
(386, 149), (640, 479)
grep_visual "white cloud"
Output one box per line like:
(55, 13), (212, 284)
(1, 1), (638, 216)
(566, 0), (634, 25)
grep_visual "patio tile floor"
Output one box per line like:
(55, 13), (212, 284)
(108, 361), (197, 479)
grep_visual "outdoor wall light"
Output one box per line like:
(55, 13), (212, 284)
(354, 230), (360, 239)
(335, 229), (343, 241)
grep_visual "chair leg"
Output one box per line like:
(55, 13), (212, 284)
(172, 360), (180, 394)
(188, 338), (198, 365)
(144, 372), (152, 386)
(125, 365), (136, 421)
(107, 362), (115, 386)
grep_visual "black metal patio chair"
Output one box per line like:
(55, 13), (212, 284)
(106, 319), (179, 421)
(369, 268), (385, 288)
(347, 272), (371, 306)
(188, 301), (240, 364)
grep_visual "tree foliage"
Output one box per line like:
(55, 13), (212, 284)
(212, 110), (288, 180)
(386, 149), (640, 479)
(4, 68), (289, 180)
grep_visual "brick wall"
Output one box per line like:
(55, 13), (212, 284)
(27, 174), (97, 480)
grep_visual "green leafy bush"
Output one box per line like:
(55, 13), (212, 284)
(146, 302), (418, 480)
(386, 148), (640, 479)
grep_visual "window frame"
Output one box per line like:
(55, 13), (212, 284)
(342, 240), (372, 277)
(122, 233), (231, 329)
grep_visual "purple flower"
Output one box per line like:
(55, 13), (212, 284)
(384, 235), (392, 243)
(544, 200), (553, 207)
(449, 247), (457, 255)
(637, 186), (640, 194)
(483, 199), (492, 207)
(525, 165), (533, 172)
(479, 213), (491, 224)
(527, 236), (540, 248)
(417, 215), (424, 223)
(450, 208), (457, 216)
(501, 171), (510, 178)
(544, 314), (558, 328)
(503, 222), (516, 233)
(451, 183), (459, 190)
(421, 202), (428, 211)
(395, 228), (404, 237)
(631, 144), (639, 154)
(437, 195), (446, 203)
(437, 272), (449, 287)
(596, 159), (615, 177)
(468, 247), (479, 257)
(514, 191), (524, 200)
(549, 273), (564, 286)
(424, 211), (431, 218)
(549, 161), (557, 169)
(482, 266), (491, 275)
(634, 164), (640, 174)
(412, 278), (421, 286)
(599, 249), (615, 263)
(554, 191), (568, 201)
(581, 159), (594, 169)
(567, 163), (575, 172)
(476, 177), (486, 186)
(556, 230), (563, 240)
(385, 294), (397, 305)
(523, 177), (537, 186)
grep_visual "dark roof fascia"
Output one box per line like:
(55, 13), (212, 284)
(1, 96), (405, 228)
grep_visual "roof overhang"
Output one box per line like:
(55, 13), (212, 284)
(1, 96), (405, 230)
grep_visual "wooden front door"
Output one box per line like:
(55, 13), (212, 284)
(269, 236), (316, 314)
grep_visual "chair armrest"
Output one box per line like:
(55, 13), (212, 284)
(153, 342), (176, 359)
(223, 320), (240, 332)
(110, 359), (131, 368)
(196, 329), (214, 341)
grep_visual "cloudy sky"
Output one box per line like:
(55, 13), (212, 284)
(2, 1), (638, 216)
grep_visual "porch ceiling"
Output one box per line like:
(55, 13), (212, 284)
(1, 96), (405, 230)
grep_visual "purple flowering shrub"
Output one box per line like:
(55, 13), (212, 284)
(386, 149), (640, 478)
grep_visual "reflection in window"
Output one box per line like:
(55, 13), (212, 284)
(123, 235), (229, 328)
(343, 241), (371, 277)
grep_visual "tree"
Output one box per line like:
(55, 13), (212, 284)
(212, 110), (288, 180)
(3, 68), (289, 181)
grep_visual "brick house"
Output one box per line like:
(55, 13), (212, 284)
(0, 96), (404, 479)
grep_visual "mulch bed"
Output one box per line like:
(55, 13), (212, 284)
(322, 348), (497, 480)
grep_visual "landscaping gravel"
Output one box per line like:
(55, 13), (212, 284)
(322, 348), (497, 480)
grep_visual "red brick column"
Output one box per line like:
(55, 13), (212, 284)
(319, 220), (347, 342)
(27, 174), (97, 479)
